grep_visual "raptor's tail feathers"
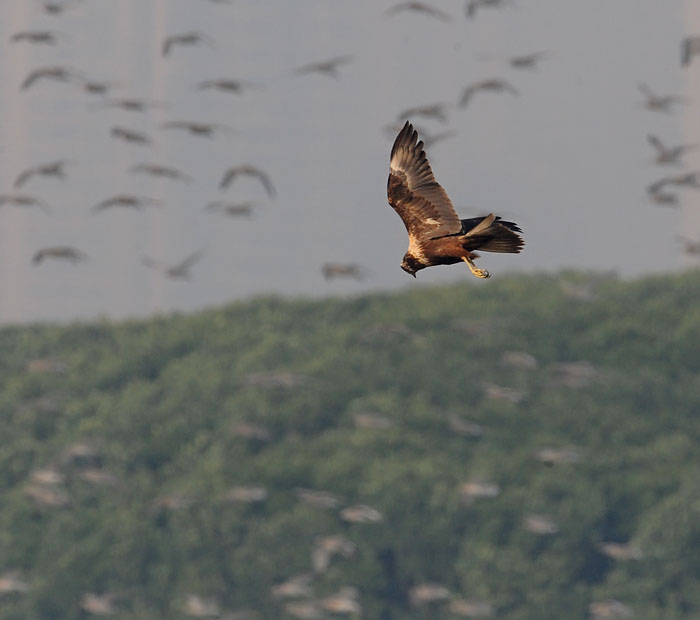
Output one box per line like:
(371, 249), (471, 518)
(462, 214), (524, 254)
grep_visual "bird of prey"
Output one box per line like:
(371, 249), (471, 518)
(110, 126), (152, 145)
(91, 195), (163, 212)
(204, 201), (256, 217)
(681, 36), (700, 67)
(92, 98), (167, 112)
(0, 194), (51, 213)
(466, 0), (513, 19)
(321, 263), (368, 281)
(397, 102), (450, 124)
(130, 163), (192, 182)
(32, 246), (86, 264)
(10, 30), (65, 45)
(647, 135), (696, 166)
(387, 122), (523, 278)
(294, 55), (353, 78)
(219, 165), (276, 197)
(458, 79), (518, 107)
(14, 160), (69, 188)
(384, 2), (452, 22)
(196, 79), (260, 94)
(160, 120), (231, 138)
(142, 250), (205, 280)
(638, 83), (686, 113)
(20, 65), (82, 90)
(162, 31), (215, 56)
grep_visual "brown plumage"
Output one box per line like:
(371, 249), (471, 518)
(387, 122), (523, 278)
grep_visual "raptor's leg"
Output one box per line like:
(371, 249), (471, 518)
(462, 256), (490, 279)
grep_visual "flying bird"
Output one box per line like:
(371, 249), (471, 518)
(648, 171), (700, 194)
(638, 83), (686, 113)
(385, 2), (452, 21)
(678, 236), (700, 256)
(142, 249), (205, 280)
(681, 36), (700, 67)
(161, 120), (231, 138)
(80, 79), (122, 95)
(321, 263), (369, 281)
(204, 201), (256, 217)
(92, 98), (167, 112)
(219, 165), (276, 196)
(14, 160), (69, 188)
(479, 51), (550, 70)
(466, 0), (513, 19)
(130, 163), (192, 182)
(32, 246), (87, 265)
(0, 194), (51, 213)
(20, 65), (82, 90)
(162, 31), (215, 56)
(196, 79), (260, 94)
(110, 126), (152, 145)
(387, 122), (523, 278)
(647, 135), (696, 166)
(458, 79), (518, 107)
(91, 195), (163, 212)
(397, 102), (450, 124)
(10, 30), (65, 45)
(294, 55), (353, 78)
(42, 0), (82, 15)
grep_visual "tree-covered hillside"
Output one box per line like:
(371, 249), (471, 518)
(1, 270), (699, 619)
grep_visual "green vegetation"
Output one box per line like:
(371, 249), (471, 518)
(1, 270), (699, 619)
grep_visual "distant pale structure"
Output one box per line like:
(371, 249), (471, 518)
(535, 447), (582, 466)
(0, 570), (30, 594)
(447, 415), (484, 438)
(311, 535), (356, 573)
(340, 504), (383, 524)
(599, 542), (643, 561)
(184, 594), (221, 617)
(270, 573), (314, 599)
(27, 357), (68, 374)
(221, 486), (268, 504)
(550, 361), (599, 388)
(30, 467), (65, 485)
(80, 592), (119, 615)
(24, 483), (70, 508)
(320, 586), (361, 614)
(500, 350), (538, 370)
(523, 514), (559, 535)
(459, 481), (500, 504)
(588, 599), (633, 618)
(230, 421), (272, 441)
(77, 468), (121, 487)
(482, 382), (527, 404)
(408, 583), (450, 606)
(283, 601), (325, 619)
(449, 598), (495, 617)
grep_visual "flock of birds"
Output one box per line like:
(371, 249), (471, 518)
(2, 0), (699, 303)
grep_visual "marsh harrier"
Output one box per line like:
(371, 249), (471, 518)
(388, 121), (523, 278)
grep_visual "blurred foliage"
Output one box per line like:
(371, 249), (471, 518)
(1, 270), (699, 619)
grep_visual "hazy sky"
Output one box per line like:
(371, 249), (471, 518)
(0, 0), (697, 323)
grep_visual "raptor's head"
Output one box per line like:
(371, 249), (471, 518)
(400, 254), (424, 278)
